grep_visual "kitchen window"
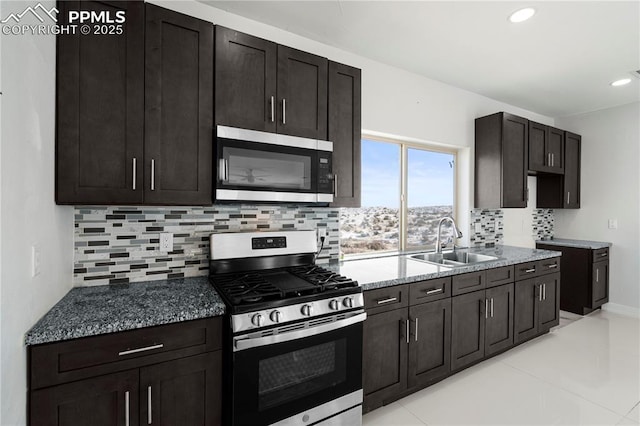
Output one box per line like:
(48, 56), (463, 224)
(340, 137), (456, 256)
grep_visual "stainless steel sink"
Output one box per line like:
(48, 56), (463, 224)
(410, 251), (499, 267)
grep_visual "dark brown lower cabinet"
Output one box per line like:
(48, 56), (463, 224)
(29, 318), (222, 426)
(362, 307), (408, 413)
(514, 272), (560, 344)
(451, 283), (514, 371)
(31, 370), (139, 426)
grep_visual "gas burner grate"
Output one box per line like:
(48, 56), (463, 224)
(287, 265), (358, 291)
(213, 273), (283, 305)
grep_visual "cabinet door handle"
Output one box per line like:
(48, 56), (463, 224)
(270, 96), (275, 123)
(125, 391), (130, 426)
(282, 98), (286, 124)
(425, 288), (443, 295)
(548, 152), (551, 166)
(118, 343), (164, 356)
(414, 317), (419, 342)
(544, 284), (547, 301)
(132, 158), (137, 191)
(567, 191), (571, 205)
(538, 285), (543, 302)
(596, 269), (599, 283)
(551, 153), (555, 167)
(376, 297), (397, 305)
(405, 319), (410, 344)
(485, 299), (489, 319)
(333, 174), (338, 197)
(490, 298), (494, 318)
(147, 386), (152, 424)
(150, 159), (155, 191)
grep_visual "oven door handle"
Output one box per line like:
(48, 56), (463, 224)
(233, 312), (367, 352)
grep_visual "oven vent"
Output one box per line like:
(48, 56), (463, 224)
(309, 316), (335, 327)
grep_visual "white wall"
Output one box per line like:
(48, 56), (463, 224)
(149, 0), (555, 246)
(0, 1), (74, 424)
(555, 102), (640, 311)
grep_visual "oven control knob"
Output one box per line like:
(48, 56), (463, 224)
(251, 313), (264, 327)
(270, 310), (282, 323)
(329, 299), (340, 311)
(301, 304), (313, 316)
(342, 297), (354, 308)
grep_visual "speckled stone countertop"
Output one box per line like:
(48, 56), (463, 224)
(328, 245), (562, 291)
(536, 238), (611, 250)
(25, 276), (225, 346)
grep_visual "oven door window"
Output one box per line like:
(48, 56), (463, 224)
(232, 323), (362, 426)
(220, 140), (314, 192)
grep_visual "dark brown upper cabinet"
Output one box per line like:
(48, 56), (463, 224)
(56, 1), (145, 204)
(475, 112), (529, 208)
(215, 26), (328, 140)
(56, 2), (213, 205)
(537, 131), (581, 209)
(528, 122), (564, 174)
(328, 61), (362, 207)
(144, 4), (213, 205)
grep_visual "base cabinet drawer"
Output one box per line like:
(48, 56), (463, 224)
(364, 284), (408, 315)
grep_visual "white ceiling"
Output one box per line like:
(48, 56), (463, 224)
(203, 1), (640, 118)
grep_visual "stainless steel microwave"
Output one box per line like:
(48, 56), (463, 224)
(216, 126), (334, 204)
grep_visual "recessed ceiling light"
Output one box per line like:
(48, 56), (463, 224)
(509, 7), (536, 23)
(611, 78), (631, 87)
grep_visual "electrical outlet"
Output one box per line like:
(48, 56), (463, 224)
(159, 233), (173, 252)
(318, 228), (327, 239)
(608, 219), (618, 229)
(31, 245), (41, 277)
(474, 223), (482, 233)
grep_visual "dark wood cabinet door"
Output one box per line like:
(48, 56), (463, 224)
(528, 121), (548, 173)
(547, 127), (565, 173)
(277, 46), (328, 140)
(408, 299), (451, 389)
(215, 26), (277, 133)
(30, 370), (139, 426)
(56, 1), (144, 204)
(564, 132), (581, 208)
(538, 273), (560, 333)
(144, 4), (214, 205)
(328, 61), (361, 207)
(451, 291), (485, 371)
(362, 308), (408, 413)
(485, 283), (514, 356)
(592, 260), (609, 308)
(501, 113), (529, 207)
(514, 278), (539, 344)
(140, 352), (222, 426)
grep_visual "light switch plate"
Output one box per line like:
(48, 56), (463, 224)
(608, 219), (618, 229)
(31, 245), (41, 277)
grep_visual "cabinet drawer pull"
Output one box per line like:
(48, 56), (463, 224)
(376, 297), (397, 305)
(148, 386), (153, 424)
(125, 391), (130, 426)
(599, 253), (608, 257)
(132, 158), (137, 191)
(424, 288), (443, 295)
(523, 268), (536, 274)
(546, 263), (558, 269)
(118, 343), (164, 356)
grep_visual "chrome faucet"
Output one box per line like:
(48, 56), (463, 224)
(435, 216), (463, 254)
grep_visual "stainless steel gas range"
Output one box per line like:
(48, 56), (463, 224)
(209, 230), (365, 426)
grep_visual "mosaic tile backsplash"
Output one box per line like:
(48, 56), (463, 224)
(74, 206), (339, 286)
(470, 209), (504, 247)
(533, 208), (554, 240)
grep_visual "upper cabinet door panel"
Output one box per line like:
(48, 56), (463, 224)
(528, 121), (548, 173)
(547, 127), (565, 173)
(501, 113), (528, 208)
(144, 4), (213, 205)
(328, 61), (361, 208)
(56, 0), (144, 204)
(215, 26), (277, 133)
(277, 46), (328, 140)
(564, 132), (581, 208)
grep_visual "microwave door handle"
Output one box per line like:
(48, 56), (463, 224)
(219, 159), (229, 182)
(233, 312), (367, 352)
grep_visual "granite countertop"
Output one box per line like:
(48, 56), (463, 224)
(536, 238), (612, 250)
(329, 245), (562, 291)
(25, 276), (225, 346)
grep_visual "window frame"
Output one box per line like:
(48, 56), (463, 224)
(352, 133), (458, 253)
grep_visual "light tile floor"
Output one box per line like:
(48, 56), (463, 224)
(363, 309), (640, 425)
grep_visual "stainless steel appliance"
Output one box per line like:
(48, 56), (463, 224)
(215, 125), (335, 204)
(209, 230), (365, 426)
